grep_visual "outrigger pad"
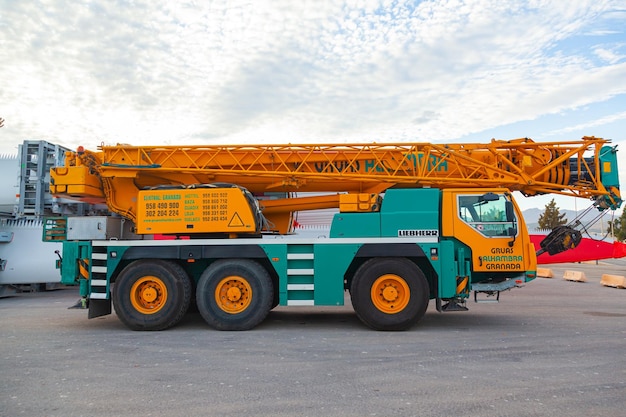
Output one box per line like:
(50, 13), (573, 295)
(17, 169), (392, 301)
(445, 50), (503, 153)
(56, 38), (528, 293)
(441, 300), (469, 311)
(88, 299), (112, 319)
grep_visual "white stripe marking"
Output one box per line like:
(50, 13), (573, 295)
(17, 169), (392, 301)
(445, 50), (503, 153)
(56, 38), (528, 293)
(89, 293), (108, 299)
(287, 284), (314, 290)
(287, 268), (314, 275)
(287, 300), (315, 306)
(287, 253), (314, 260)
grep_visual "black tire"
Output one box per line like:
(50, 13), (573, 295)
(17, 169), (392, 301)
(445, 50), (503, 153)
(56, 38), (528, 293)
(112, 260), (192, 331)
(271, 286), (280, 310)
(350, 258), (429, 331)
(186, 273), (198, 313)
(196, 259), (273, 330)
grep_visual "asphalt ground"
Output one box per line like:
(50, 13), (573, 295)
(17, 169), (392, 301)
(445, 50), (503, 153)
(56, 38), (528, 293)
(1, 261), (625, 417)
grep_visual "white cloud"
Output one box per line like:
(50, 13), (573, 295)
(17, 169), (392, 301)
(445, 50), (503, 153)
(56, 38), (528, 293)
(594, 46), (625, 64)
(547, 110), (626, 136)
(0, 0), (624, 156)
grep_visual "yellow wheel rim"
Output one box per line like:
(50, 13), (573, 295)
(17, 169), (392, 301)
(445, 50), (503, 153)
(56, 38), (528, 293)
(371, 274), (410, 314)
(130, 276), (168, 315)
(215, 276), (252, 314)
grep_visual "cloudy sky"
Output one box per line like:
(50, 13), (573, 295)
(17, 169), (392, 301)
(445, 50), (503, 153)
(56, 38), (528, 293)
(1, 0), (625, 211)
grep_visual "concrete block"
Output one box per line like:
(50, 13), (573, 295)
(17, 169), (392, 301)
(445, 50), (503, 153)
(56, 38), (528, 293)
(600, 274), (626, 289)
(537, 267), (554, 278)
(563, 270), (587, 282)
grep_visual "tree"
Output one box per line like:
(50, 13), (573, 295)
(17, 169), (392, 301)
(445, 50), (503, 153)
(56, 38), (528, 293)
(538, 198), (567, 230)
(609, 210), (626, 242)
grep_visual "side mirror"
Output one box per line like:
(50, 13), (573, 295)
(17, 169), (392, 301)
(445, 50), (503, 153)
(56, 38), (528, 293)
(505, 201), (515, 222)
(505, 200), (517, 247)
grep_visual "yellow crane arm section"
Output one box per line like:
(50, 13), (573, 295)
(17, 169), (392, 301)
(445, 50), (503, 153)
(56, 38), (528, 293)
(50, 136), (619, 228)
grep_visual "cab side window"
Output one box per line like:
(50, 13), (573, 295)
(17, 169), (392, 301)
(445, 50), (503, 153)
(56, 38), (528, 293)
(458, 194), (516, 237)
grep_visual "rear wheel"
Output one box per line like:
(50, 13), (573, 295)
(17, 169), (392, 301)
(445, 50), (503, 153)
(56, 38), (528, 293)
(350, 258), (429, 331)
(112, 260), (192, 331)
(196, 259), (273, 330)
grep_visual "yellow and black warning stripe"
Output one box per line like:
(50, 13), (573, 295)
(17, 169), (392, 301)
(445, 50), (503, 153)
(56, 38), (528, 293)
(78, 258), (90, 280)
(456, 275), (469, 296)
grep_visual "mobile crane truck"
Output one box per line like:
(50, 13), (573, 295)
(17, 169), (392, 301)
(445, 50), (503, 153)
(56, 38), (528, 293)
(44, 137), (621, 331)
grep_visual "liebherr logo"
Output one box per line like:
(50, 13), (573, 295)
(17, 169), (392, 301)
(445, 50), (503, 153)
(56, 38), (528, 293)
(398, 229), (439, 237)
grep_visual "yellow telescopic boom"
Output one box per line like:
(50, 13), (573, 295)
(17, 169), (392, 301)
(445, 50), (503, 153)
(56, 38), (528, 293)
(50, 137), (620, 233)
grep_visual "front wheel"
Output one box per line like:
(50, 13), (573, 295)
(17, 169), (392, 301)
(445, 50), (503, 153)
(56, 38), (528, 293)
(112, 260), (192, 331)
(350, 258), (429, 331)
(196, 259), (273, 330)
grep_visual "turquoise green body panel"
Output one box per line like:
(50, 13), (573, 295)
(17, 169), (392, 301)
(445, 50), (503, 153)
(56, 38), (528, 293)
(313, 244), (358, 305)
(259, 244), (288, 299)
(101, 245), (129, 280)
(330, 188), (441, 239)
(329, 213), (380, 238)
(261, 242), (359, 306)
(380, 188), (440, 237)
(59, 241), (81, 285)
(600, 145), (620, 189)
(437, 240), (458, 298)
(599, 145), (622, 209)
